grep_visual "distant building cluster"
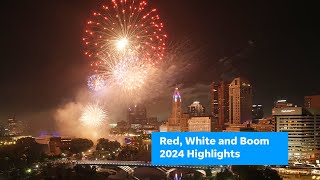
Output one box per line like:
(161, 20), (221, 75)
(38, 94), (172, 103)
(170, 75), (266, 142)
(0, 115), (26, 137)
(156, 77), (320, 164)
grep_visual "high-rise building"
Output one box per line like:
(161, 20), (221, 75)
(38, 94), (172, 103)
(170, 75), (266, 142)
(273, 106), (320, 162)
(127, 104), (147, 128)
(170, 88), (182, 123)
(7, 116), (23, 136)
(211, 83), (219, 119)
(305, 95), (320, 109)
(188, 116), (212, 132)
(252, 104), (264, 123)
(188, 101), (205, 117)
(211, 81), (229, 131)
(167, 88), (188, 132)
(229, 77), (253, 124)
(217, 81), (229, 126)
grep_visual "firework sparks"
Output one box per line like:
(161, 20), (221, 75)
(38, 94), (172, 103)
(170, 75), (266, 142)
(83, 0), (167, 91)
(83, 0), (167, 63)
(87, 74), (107, 91)
(80, 103), (107, 127)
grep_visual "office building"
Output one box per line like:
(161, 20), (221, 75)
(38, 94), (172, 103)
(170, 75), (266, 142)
(305, 95), (320, 109)
(229, 77), (253, 124)
(273, 107), (320, 162)
(167, 88), (189, 132)
(7, 116), (23, 136)
(188, 116), (212, 132)
(252, 104), (264, 123)
(217, 81), (230, 126)
(188, 101), (205, 117)
(127, 104), (147, 128)
(211, 82), (219, 119)
(211, 81), (229, 131)
(170, 87), (182, 123)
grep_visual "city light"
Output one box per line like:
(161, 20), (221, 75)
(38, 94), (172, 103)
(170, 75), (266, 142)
(26, 168), (32, 174)
(1, 0), (319, 179)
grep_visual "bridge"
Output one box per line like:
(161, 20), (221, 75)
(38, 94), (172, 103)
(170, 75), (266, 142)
(75, 160), (222, 179)
(76, 160), (214, 169)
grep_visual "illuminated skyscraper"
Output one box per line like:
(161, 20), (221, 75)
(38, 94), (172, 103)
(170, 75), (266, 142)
(167, 87), (188, 132)
(273, 107), (320, 162)
(229, 77), (252, 124)
(170, 87), (182, 124)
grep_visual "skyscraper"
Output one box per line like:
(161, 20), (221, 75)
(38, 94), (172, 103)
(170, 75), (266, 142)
(127, 104), (147, 128)
(252, 104), (264, 122)
(167, 87), (188, 132)
(211, 81), (229, 131)
(7, 115), (23, 136)
(229, 77), (252, 124)
(217, 81), (229, 126)
(188, 101), (205, 117)
(211, 83), (219, 119)
(273, 106), (320, 162)
(169, 88), (182, 125)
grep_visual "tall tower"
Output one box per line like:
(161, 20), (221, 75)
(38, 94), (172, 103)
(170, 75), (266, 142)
(7, 115), (22, 136)
(229, 77), (252, 124)
(211, 81), (230, 131)
(218, 81), (229, 125)
(170, 87), (182, 124)
(211, 83), (219, 119)
(127, 104), (147, 128)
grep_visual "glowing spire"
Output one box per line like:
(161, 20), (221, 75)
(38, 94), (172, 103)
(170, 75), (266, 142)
(173, 87), (181, 102)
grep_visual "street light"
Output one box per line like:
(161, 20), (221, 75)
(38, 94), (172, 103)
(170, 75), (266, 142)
(26, 168), (32, 174)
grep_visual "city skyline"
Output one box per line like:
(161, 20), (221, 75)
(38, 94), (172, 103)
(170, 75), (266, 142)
(1, 1), (320, 179)
(0, 0), (319, 135)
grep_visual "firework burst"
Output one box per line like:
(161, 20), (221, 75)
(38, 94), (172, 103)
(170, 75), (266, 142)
(84, 0), (167, 92)
(80, 103), (107, 127)
(87, 74), (107, 91)
(83, 0), (167, 64)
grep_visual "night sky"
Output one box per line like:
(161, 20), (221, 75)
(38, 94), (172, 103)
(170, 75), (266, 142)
(0, 0), (319, 132)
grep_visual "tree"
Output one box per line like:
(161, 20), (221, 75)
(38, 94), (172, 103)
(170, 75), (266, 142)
(205, 169), (212, 177)
(96, 138), (120, 152)
(215, 168), (235, 180)
(261, 167), (282, 180)
(117, 145), (139, 160)
(231, 166), (282, 180)
(70, 138), (93, 154)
